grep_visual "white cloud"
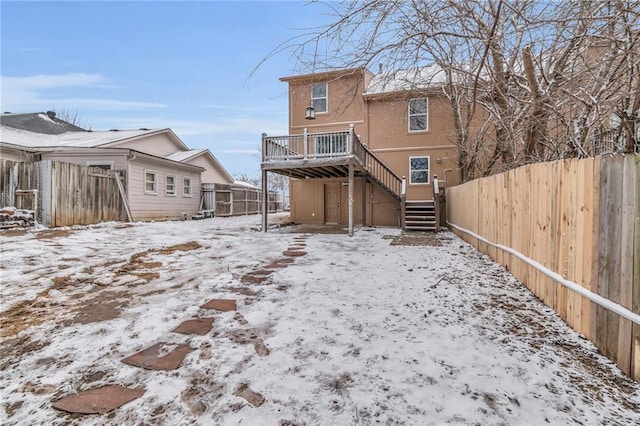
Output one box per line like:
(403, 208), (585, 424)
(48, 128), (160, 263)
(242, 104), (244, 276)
(0, 73), (166, 112)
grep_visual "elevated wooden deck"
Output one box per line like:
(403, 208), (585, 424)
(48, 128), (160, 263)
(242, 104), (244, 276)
(261, 126), (403, 199)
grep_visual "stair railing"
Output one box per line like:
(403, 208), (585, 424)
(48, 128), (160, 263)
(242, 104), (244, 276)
(433, 175), (440, 232)
(350, 127), (403, 199)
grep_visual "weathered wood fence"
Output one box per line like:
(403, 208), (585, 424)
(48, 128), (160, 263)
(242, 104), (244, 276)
(447, 155), (639, 381)
(207, 183), (282, 217)
(0, 160), (127, 227)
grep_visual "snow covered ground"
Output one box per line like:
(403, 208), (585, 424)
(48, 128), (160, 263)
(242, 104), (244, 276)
(1, 213), (639, 425)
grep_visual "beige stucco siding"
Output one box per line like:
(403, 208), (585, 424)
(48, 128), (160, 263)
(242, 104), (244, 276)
(127, 157), (201, 221)
(108, 133), (184, 157)
(287, 72), (366, 133)
(290, 177), (399, 227)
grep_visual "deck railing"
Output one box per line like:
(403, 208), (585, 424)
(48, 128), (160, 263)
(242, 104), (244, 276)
(263, 126), (404, 199)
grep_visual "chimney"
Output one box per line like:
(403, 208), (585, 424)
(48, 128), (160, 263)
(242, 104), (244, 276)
(378, 63), (383, 74)
(46, 110), (56, 119)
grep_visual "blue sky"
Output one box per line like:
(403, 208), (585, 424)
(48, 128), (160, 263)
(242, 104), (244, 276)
(1, 0), (336, 177)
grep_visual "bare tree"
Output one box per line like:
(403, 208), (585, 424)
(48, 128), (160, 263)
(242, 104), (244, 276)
(270, 0), (639, 180)
(52, 108), (91, 130)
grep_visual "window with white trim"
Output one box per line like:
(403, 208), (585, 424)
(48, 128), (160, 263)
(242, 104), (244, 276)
(86, 161), (114, 170)
(409, 156), (430, 184)
(183, 177), (192, 197)
(144, 170), (158, 194)
(165, 174), (176, 196)
(312, 82), (327, 113)
(408, 97), (428, 132)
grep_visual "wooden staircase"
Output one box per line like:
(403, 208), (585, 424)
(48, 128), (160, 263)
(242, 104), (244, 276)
(404, 200), (438, 232)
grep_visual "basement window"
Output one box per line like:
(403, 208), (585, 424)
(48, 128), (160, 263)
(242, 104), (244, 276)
(144, 170), (158, 194)
(312, 82), (328, 113)
(409, 156), (430, 184)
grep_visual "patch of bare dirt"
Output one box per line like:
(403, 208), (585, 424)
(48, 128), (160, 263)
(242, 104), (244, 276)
(66, 290), (130, 325)
(158, 241), (202, 254)
(33, 229), (75, 240)
(0, 335), (50, 371)
(1, 229), (27, 237)
(384, 233), (443, 246)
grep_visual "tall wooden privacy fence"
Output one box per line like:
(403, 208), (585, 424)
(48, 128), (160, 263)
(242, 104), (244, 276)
(447, 155), (639, 381)
(209, 183), (283, 217)
(1, 160), (127, 227)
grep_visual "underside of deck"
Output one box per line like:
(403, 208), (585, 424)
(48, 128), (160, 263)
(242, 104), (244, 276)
(261, 156), (362, 180)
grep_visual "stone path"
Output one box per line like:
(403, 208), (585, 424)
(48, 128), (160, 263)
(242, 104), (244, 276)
(51, 235), (309, 415)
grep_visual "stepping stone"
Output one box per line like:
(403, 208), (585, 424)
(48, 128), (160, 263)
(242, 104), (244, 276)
(172, 318), (215, 335)
(52, 385), (144, 414)
(122, 342), (192, 370)
(229, 287), (257, 296)
(201, 299), (236, 311)
(264, 258), (295, 269)
(241, 274), (269, 285)
(283, 249), (307, 257)
(234, 383), (265, 407)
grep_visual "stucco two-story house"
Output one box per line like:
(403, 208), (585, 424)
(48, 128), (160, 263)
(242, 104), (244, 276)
(261, 67), (461, 233)
(1, 111), (234, 221)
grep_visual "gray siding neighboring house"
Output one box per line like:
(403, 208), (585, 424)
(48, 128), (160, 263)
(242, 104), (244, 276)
(0, 112), (234, 222)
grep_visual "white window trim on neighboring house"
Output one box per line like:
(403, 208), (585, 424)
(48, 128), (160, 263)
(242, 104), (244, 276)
(183, 177), (192, 197)
(409, 155), (430, 185)
(165, 174), (176, 196)
(86, 160), (114, 170)
(312, 82), (328, 114)
(144, 170), (158, 195)
(408, 97), (429, 132)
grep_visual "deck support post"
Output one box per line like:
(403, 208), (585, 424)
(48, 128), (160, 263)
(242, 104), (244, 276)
(362, 176), (367, 227)
(262, 169), (268, 232)
(348, 162), (354, 237)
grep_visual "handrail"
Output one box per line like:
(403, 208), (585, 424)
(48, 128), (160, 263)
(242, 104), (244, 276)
(432, 175), (440, 232)
(350, 129), (403, 199)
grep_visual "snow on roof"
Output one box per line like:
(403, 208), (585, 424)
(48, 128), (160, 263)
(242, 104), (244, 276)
(0, 125), (163, 148)
(364, 65), (447, 95)
(233, 180), (260, 189)
(165, 149), (206, 162)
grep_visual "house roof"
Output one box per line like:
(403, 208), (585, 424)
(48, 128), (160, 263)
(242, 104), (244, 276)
(0, 125), (172, 148)
(280, 67), (370, 83)
(364, 65), (447, 96)
(1, 112), (86, 134)
(167, 148), (234, 183)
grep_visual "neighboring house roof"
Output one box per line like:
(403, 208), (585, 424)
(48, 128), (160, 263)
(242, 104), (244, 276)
(364, 65), (447, 97)
(0, 125), (180, 149)
(166, 148), (234, 183)
(1, 111), (86, 134)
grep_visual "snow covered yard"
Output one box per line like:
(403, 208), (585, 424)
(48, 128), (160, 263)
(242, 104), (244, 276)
(1, 214), (639, 425)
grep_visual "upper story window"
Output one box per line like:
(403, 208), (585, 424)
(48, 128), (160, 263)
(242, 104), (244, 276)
(408, 97), (428, 132)
(144, 170), (157, 195)
(312, 82), (328, 113)
(409, 156), (430, 184)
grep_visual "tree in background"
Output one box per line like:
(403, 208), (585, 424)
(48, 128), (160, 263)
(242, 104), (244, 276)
(277, 0), (639, 181)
